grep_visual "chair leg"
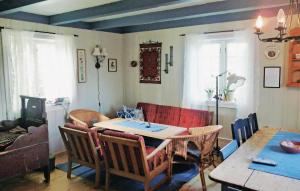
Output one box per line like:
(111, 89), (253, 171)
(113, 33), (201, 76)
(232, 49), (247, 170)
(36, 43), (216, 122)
(67, 159), (72, 179)
(94, 166), (100, 188)
(199, 165), (207, 191)
(43, 165), (50, 183)
(166, 160), (172, 182)
(105, 171), (110, 191)
(144, 181), (150, 191)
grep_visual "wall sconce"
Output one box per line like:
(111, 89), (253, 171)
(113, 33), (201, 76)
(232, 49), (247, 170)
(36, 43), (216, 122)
(92, 45), (108, 111)
(164, 46), (173, 74)
(92, 45), (107, 69)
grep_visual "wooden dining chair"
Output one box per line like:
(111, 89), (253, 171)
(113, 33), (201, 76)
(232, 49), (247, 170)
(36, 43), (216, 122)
(220, 139), (239, 191)
(231, 118), (252, 147)
(59, 123), (104, 188)
(248, 113), (259, 134)
(170, 125), (222, 191)
(69, 109), (110, 128)
(99, 130), (171, 191)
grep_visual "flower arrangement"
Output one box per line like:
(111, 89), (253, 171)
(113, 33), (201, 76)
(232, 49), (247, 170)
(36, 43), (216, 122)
(223, 73), (246, 102)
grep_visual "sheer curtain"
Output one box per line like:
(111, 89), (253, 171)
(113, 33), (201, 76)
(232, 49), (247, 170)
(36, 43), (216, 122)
(182, 34), (212, 109)
(2, 29), (76, 119)
(231, 30), (259, 118)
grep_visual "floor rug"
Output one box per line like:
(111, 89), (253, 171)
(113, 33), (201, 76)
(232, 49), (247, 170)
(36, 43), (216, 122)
(56, 162), (198, 191)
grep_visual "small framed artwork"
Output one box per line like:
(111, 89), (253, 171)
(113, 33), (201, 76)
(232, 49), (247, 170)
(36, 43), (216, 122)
(77, 49), (86, 83)
(108, 58), (117, 72)
(264, 66), (281, 88)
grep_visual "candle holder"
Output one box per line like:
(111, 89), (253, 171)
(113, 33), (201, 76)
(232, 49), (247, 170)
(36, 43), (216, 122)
(164, 46), (173, 74)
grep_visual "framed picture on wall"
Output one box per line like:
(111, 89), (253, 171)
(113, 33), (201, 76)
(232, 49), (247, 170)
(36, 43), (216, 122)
(263, 66), (281, 88)
(108, 58), (117, 72)
(77, 49), (87, 83)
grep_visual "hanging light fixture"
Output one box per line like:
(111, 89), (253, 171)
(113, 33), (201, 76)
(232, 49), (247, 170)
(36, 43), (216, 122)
(254, 0), (300, 42)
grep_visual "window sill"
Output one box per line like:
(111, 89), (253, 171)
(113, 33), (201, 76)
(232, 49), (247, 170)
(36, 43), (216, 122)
(206, 100), (237, 109)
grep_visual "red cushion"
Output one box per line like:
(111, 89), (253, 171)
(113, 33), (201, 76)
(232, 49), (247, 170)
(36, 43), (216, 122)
(178, 108), (213, 128)
(64, 123), (100, 148)
(102, 130), (144, 142)
(154, 105), (181, 126)
(137, 102), (157, 122)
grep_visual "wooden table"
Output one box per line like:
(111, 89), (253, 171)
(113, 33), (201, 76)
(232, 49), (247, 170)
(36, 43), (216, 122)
(209, 127), (300, 191)
(93, 118), (186, 140)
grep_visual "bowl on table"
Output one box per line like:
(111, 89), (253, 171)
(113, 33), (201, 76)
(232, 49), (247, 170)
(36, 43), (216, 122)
(280, 140), (300, 154)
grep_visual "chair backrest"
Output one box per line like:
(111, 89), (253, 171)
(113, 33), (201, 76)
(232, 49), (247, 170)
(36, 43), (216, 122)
(59, 126), (99, 166)
(69, 109), (109, 127)
(20, 95), (47, 128)
(189, 125), (222, 159)
(200, 127), (221, 158)
(99, 130), (149, 179)
(231, 118), (252, 147)
(248, 113), (259, 134)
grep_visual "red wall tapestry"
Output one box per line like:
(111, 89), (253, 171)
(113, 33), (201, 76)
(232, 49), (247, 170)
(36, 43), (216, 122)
(139, 41), (161, 84)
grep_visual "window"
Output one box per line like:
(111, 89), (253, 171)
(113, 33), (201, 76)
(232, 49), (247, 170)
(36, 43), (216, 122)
(1, 29), (76, 119)
(200, 39), (247, 91)
(182, 31), (256, 116)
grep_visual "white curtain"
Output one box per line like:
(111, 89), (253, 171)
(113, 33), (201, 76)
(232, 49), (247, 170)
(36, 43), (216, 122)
(2, 29), (76, 119)
(182, 34), (210, 109)
(231, 30), (259, 118)
(182, 30), (259, 117)
(0, 34), (6, 120)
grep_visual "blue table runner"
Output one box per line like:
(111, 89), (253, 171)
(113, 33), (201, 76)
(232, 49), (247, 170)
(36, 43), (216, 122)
(249, 131), (300, 180)
(113, 120), (167, 132)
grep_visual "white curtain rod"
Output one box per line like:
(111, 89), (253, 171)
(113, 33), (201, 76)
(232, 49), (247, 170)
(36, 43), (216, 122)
(0, 26), (79, 37)
(179, 29), (241, 37)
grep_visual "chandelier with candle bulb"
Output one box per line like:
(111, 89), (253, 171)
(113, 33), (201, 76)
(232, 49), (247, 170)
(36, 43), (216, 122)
(255, 0), (300, 42)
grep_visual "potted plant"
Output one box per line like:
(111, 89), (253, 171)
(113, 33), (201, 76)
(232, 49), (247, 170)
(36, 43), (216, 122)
(205, 88), (214, 100)
(223, 86), (234, 102)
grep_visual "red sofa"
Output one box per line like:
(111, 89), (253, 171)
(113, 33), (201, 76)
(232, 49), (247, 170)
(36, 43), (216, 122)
(136, 102), (213, 129)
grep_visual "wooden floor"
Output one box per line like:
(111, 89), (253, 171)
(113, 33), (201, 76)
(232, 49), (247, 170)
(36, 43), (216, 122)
(0, 139), (229, 191)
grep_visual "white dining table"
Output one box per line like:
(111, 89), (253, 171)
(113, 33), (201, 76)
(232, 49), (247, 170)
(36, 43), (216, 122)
(209, 127), (300, 191)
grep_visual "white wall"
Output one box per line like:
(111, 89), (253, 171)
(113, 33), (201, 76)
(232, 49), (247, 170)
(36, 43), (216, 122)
(0, 18), (124, 118)
(1, 15), (300, 138)
(122, 17), (300, 138)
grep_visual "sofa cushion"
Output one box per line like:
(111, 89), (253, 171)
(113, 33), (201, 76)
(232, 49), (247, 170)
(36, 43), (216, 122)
(137, 102), (158, 122)
(154, 105), (181, 126)
(116, 105), (144, 121)
(178, 108), (213, 128)
(64, 123), (100, 148)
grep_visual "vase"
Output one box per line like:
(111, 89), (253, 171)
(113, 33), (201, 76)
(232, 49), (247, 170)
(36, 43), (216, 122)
(224, 92), (234, 102)
(207, 93), (214, 101)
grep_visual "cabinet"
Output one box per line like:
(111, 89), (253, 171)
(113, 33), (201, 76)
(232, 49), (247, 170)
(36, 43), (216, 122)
(46, 105), (66, 156)
(287, 28), (300, 87)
